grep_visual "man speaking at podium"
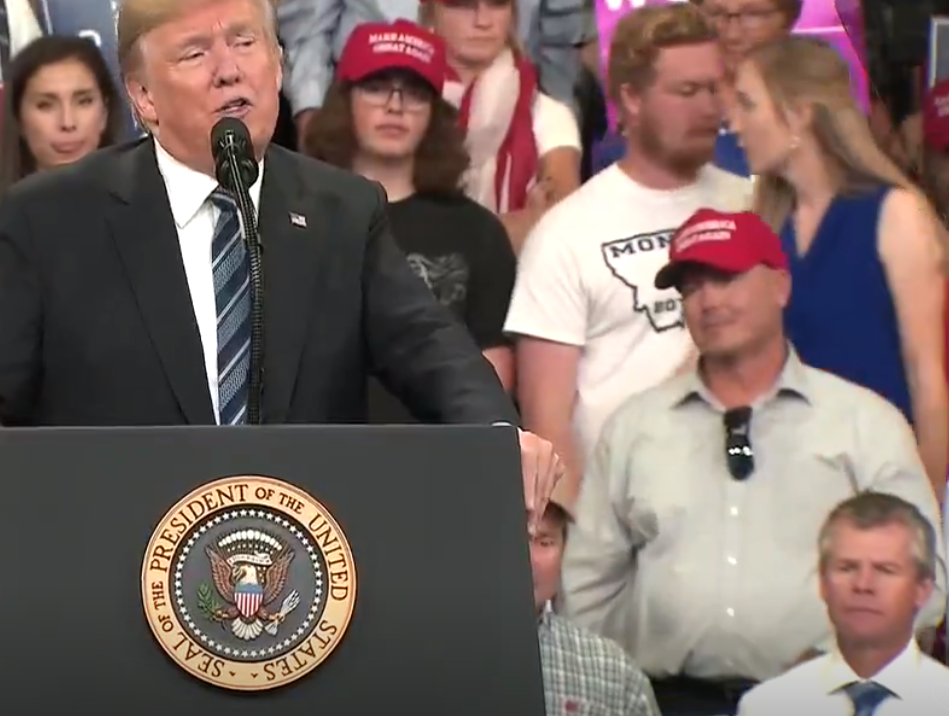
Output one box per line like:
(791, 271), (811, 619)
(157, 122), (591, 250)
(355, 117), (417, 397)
(0, 0), (562, 525)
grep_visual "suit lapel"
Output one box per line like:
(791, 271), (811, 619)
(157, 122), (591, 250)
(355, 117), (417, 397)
(106, 140), (215, 424)
(258, 146), (329, 422)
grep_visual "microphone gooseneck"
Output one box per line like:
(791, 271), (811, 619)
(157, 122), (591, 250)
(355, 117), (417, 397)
(210, 117), (265, 425)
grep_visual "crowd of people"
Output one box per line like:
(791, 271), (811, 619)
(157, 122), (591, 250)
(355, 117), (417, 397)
(2, 0), (949, 713)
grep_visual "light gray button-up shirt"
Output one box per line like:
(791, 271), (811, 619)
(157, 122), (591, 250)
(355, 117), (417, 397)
(561, 349), (947, 683)
(276, 0), (593, 117)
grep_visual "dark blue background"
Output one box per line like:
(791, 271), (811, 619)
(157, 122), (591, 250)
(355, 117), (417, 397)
(39, 0), (140, 139)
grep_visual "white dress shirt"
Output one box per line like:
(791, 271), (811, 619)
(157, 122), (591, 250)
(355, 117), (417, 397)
(153, 140), (263, 423)
(737, 640), (949, 715)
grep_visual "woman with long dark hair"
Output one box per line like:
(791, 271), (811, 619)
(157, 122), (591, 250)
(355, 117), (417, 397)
(0, 35), (123, 192)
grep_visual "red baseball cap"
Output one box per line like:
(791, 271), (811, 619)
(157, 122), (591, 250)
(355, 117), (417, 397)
(924, 79), (949, 152)
(337, 20), (447, 93)
(654, 208), (789, 290)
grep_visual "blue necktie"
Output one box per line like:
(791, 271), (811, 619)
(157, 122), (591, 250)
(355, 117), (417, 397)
(843, 681), (892, 716)
(209, 187), (250, 425)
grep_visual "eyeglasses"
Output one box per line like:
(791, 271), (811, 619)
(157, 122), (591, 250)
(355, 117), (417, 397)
(724, 406), (754, 481)
(353, 81), (432, 113)
(706, 7), (779, 29)
(445, 0), (513, 9)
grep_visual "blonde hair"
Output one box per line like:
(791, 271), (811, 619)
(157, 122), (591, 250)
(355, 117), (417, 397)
(117, 0), (278, 78)
(418, 0), (525, 56)
(748, 37), (929, 230)
(606, 3), (717, 104)
(921, 151), (949, 224)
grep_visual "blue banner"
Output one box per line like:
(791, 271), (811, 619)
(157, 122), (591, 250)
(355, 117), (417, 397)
(929, 17), (949, 88)
(38, 0), (139, 138)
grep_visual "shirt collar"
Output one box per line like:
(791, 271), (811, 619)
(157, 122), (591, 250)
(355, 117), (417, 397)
(153, 138), (265, 229)
(669, 344), (811, 410)
(820, 640), (920, 699)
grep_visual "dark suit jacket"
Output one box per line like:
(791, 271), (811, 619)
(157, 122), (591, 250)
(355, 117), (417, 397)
(0, 139), (518, 427)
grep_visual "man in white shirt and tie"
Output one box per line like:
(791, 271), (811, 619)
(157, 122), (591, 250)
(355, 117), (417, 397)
(737, 492), (949, 715)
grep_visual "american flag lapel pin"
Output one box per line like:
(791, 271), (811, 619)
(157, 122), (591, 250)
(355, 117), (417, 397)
(289, 212), (307, 228)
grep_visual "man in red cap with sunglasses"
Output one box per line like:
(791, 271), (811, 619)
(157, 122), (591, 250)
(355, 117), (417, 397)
(560, 208), (945, 716)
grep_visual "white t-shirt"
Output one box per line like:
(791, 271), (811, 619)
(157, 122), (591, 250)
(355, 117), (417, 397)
(504, 164), (752, 462)
(446, 85), (579, 213)
(532, 92), (581, 155)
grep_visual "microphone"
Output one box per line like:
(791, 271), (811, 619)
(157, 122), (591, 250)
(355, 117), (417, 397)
(211, 117), (259, 190)
(208, 117), (265, 425)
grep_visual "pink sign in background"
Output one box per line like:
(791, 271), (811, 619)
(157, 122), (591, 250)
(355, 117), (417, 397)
(595, 0), (870, 125)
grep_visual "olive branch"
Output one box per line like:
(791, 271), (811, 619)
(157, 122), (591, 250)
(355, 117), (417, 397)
(197, 582), (224, 620)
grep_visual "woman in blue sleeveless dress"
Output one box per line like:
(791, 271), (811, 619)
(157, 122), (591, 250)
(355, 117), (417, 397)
(729, 36), (948, 500)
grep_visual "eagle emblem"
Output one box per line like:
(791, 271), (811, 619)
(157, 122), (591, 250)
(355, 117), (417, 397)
(198, 529), (301, 640)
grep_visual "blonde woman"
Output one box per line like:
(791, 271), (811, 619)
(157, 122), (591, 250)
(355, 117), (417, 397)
(419, 0), (582, 251)
(730, 36), (948, 500)
(706, 0), (802, 177)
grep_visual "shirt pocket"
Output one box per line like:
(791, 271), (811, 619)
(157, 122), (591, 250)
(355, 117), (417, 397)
(547, 695), (595, 716)
(624, 486), (691, 563)
(769, 450), (861, 550)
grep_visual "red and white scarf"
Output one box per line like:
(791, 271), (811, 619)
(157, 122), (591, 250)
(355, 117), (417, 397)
(443, 48), (539, 214)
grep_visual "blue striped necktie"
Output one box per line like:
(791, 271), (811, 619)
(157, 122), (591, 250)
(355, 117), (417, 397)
(843, 681), (892, 716)
(208, 187), (250, 425)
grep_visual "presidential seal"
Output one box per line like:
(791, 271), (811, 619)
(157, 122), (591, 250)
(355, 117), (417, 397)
(142, 475), (357, 691)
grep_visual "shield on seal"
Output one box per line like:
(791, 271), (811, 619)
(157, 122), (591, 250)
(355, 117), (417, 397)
(235, 583), (263, 618)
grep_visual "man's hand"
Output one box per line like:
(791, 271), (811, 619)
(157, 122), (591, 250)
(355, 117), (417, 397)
(518, 429), (564, 534)
(526, 177), (553, 214)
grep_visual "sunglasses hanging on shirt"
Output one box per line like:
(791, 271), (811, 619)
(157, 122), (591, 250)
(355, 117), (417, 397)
(724, 406), (754, 481)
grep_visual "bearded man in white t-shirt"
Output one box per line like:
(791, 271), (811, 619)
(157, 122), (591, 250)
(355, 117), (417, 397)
(504, 2), (752, 506)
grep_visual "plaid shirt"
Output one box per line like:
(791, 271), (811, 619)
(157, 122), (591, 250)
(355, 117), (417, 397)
(539, 609), (661, 716)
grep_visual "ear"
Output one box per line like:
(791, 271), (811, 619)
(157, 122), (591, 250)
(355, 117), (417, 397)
(914, 577), (934, 610)
(775, 269), (792, 309)
(783, 99), (813, 138)
(125, 74), (158, 128)
(618, 83), (643, 127)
